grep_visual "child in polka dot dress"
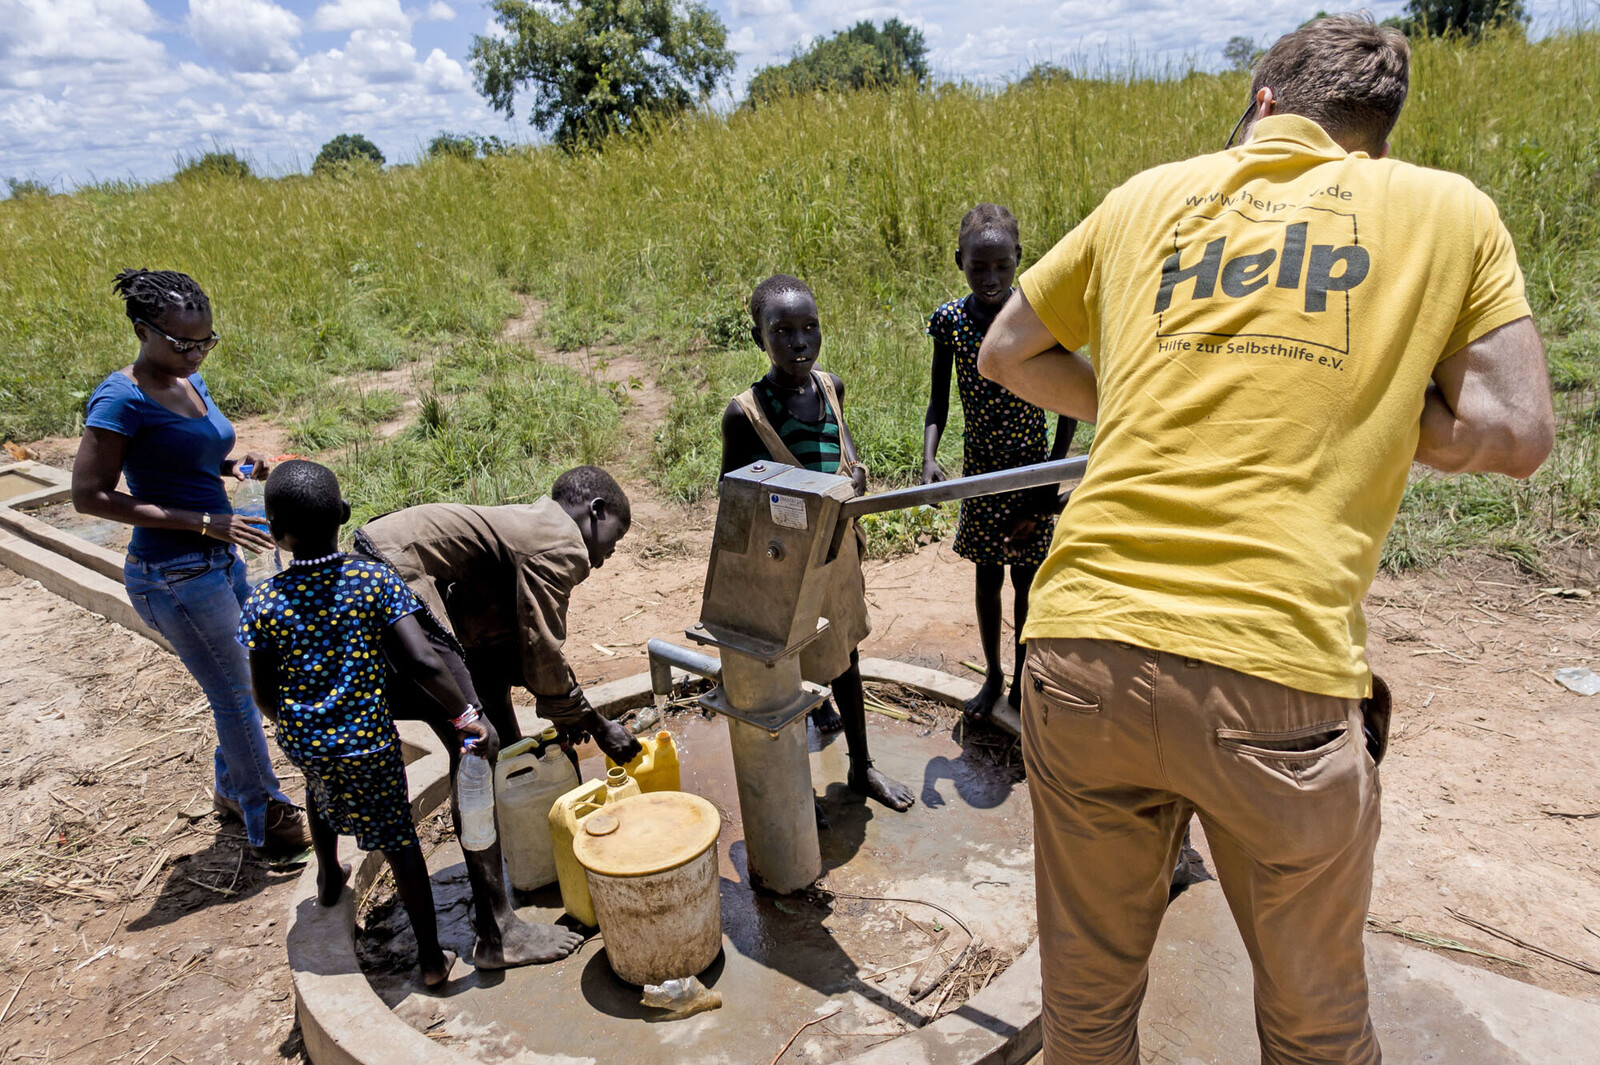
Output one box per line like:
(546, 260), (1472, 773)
(238, 460), (488, 988)
(923, 204), (1078, 720)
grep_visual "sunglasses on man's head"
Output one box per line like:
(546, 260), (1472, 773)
(138, 318), (220, 354)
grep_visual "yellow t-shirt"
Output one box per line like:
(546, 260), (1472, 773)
(1019, 115), (1531, 697)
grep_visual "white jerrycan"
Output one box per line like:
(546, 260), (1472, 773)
(496, 733), (580, 891)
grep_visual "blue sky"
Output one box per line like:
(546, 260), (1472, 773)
(0, 1), (1584, 191)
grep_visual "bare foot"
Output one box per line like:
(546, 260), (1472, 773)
(813, 796), (830, 830)
(420, 949), (455, 989)
(317, 859), (351, 907)
(849, 761), (914, 811)
(963, 676), (1005, 720)
(474, 917), (585, 969)
(1006, 683), (1022, 709)
(810, 699), (843, 733)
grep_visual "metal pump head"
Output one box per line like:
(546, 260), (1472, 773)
(696, 461), (856, 663)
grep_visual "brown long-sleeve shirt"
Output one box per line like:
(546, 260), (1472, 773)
(357, 499), (590, 698)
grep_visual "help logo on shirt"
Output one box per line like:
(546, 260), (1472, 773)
(1153, 196), (1367, 359)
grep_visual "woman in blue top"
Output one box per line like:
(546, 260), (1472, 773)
(71, 269), (310, 857)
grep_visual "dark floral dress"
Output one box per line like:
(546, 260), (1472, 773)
(928, 294), (1056, 567)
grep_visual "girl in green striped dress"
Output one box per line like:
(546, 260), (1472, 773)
(719, 275), (914, 814)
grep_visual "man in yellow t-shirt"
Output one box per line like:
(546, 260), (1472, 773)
(978, 15), (1553, 1065)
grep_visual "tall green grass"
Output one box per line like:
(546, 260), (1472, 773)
(1, 28), (1597, 564)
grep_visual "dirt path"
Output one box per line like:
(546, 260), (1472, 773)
(2, 308), (1598, 1060)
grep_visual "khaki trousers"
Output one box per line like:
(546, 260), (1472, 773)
(1022, 638), (1382, 1065)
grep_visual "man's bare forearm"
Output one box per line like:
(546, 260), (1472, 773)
(977, 291), (1098, 423)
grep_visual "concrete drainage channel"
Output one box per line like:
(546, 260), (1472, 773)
(0, 460), (170, 652)
(288, 660), (1044, 1065)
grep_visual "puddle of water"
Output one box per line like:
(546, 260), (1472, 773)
(0, 469), (52, 502)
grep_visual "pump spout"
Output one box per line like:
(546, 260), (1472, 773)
(647, 639), (723, 702)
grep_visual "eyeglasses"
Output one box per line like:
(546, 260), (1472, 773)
(1224, 97), (1258, 150)
(138, 318), (220, 354)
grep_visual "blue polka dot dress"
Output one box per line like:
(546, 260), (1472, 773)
(237, 556), (423, 851)
(928, 294), (1057, 567)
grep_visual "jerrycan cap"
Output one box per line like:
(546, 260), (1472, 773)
(572, 792), (720, 878)
(584, 813), (619, 837)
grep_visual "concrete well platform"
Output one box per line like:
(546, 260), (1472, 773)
(289, 667), (1045, 1065)
(1138, 873), (1600, 1064)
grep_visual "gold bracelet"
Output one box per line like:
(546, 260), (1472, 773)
(200, 513), (213, 537)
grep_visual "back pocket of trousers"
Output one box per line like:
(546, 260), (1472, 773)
(1215, 720), (1349, 761)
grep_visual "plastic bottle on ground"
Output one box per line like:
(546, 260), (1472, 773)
(457, 752), (497, 852)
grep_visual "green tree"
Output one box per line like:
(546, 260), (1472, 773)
(1223, 35), (1259, 72)
(4, 177), (51, 199)
(746, 18), (928, 105)
(470, 0), (735, 150)
(426, 131), (515, 160)
(1010, 62), (1073, 91)
(313, 133), (385, 174)
(1398, 0), (1528, 37)
(427, 131), (479, 160)
(173, 150), (254, 182)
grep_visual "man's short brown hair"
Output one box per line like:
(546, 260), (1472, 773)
(1252, 14), (1410, 152)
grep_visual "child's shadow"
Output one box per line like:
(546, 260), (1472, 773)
(918, 720), (1020, 812)
(128, 831), (293, 932)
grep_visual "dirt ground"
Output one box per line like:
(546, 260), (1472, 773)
(3, 315), (1598, 1062)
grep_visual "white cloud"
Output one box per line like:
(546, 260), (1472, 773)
(313, 0), (412, 34)
(424, 1), (456, 21)
(732, 0), (790, 16)
(342, 29), (419, 83)
(420, 48), (472, 93)
(186, 0), (303, 73)
(1, 0), (160, 63)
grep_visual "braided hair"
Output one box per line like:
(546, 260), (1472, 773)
(748, 274), (815, 330)
(957, 203), (1020, 252)
(111, 268), (211, 326)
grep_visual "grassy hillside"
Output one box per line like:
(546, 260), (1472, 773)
(1, 29), (1596, 562)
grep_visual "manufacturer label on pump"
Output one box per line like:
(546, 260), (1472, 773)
(769, 492), (808, 530)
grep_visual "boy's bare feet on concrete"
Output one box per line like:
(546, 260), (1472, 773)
(317, 859), (352, 907)
(810, 699), (844, 733)
(474, 918), (585, 969)
(963, 675), (1005, 720)
(849, 761), (914, 811)
(420, 950), (455, 988)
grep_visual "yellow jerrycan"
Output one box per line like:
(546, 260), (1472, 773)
(549, 768), (642, 926)
(606, 730), (680, 793)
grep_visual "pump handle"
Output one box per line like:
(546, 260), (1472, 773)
(839, 455), (1089, 521)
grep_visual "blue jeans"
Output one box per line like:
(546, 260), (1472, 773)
(124, 546), (291, 846)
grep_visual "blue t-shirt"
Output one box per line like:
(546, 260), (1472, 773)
(236, 557), (422, 763)
(84, 371), (234, 562)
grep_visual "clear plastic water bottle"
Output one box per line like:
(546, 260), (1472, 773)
(232, 463), (281, 586)
(457, 752), (497, 851)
